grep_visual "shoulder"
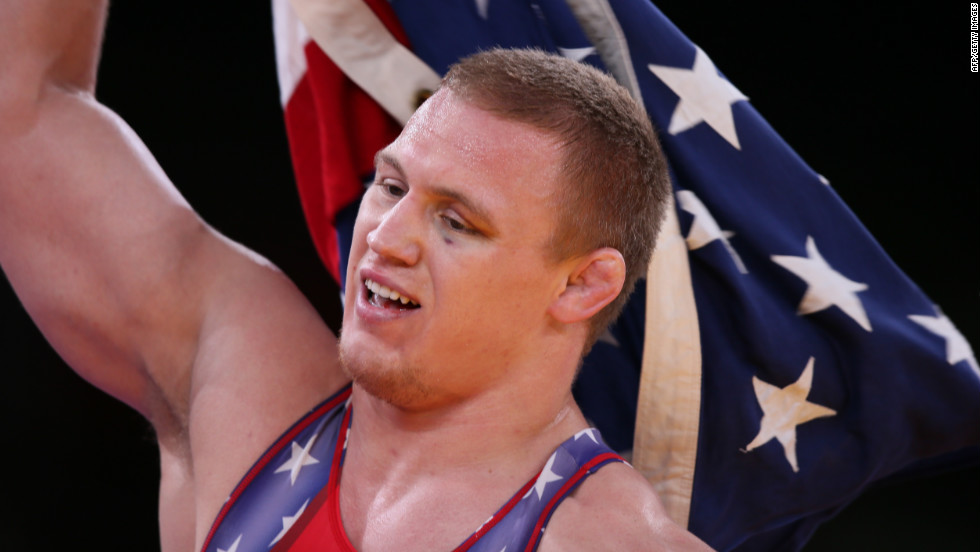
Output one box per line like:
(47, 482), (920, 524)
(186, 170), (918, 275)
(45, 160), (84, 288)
(159, 240), (350, 543)
(538, 462), (713, 552)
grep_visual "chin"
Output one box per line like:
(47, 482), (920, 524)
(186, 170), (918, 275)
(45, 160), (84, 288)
(338, 332), (434, 408)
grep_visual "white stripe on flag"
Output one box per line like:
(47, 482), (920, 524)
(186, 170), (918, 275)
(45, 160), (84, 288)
(288, 0), (441, 125)
(635, 199), (703, 529)
(272, 0), (310, 107)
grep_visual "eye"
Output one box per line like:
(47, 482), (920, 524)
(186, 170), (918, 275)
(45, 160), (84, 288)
(441, 214), (476, 234)
(376, 178), (407, 199)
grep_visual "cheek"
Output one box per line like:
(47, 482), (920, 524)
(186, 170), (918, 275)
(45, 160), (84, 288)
(342, 225), (372, 312)
(346, 209), (376, 269)
(445, 258), (551, 323)
(343, 241), (364, 296)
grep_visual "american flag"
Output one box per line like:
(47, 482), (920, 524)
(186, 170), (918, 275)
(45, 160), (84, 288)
(271, 1), (980, 550)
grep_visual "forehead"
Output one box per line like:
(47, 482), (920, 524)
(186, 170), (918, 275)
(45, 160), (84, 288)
(382, 90), (564, 226)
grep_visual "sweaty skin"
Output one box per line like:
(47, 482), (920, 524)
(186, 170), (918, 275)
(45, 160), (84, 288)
(0, 4), (711, 550)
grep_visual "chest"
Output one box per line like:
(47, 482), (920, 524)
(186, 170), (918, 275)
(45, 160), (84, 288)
(341, 476), (527, 552)
(197, 395), (620, 552)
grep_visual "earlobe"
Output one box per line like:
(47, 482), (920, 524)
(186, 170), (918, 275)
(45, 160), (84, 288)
(548, 248), (626, 324)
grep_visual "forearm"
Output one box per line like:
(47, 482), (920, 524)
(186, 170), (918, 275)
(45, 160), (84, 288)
(0, 0), (107, 91)
(0, 1), (203, 413)
(0, 87), (202, 411)
(0, 0), (107, 142)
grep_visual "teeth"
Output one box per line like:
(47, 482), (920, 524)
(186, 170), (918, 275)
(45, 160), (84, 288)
(365, 279), (419, 307)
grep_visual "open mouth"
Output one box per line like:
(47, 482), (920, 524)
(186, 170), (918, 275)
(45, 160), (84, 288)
(365, 278), (421, 310)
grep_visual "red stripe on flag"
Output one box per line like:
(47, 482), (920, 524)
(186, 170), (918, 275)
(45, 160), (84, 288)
(281, 0), (413, 282)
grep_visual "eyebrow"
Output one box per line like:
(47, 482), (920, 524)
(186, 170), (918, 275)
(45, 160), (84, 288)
(375, 148), (406, 179)
(374, 148), (497, 233)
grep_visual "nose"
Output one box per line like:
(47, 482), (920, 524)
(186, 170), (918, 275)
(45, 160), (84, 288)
(366, 200), (422, 266)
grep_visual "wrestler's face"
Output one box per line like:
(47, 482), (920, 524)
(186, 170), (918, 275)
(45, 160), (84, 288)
(339, 90), (572, 409)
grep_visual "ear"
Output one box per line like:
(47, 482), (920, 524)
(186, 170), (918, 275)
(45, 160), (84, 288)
(548, 248), (626, 324)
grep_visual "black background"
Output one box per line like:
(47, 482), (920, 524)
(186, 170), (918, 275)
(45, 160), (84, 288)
(0, 2), (976, 550)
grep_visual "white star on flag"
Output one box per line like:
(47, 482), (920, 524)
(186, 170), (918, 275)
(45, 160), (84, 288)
(574, 428), (600, 444)
(772, 236), (872, 331)
(744, 357), (837, 472)
(217, 534), (242, 552)
(525, 453), (564, 501)
(558, 46), (597, 62)
(909, 310), (979, 377)
(269, 499), (310, 547)
(647, 47), (748, 149)
(274, 435), (320, 485)
(677, 190), (747, 273)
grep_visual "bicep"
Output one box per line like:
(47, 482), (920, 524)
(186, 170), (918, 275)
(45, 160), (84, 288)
(0, 84), (348, 467)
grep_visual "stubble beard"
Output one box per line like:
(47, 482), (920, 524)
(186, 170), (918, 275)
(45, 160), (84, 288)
(338, 328), (435, 408)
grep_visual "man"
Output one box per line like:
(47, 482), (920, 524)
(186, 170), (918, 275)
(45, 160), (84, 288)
(0, 2), (709, 550)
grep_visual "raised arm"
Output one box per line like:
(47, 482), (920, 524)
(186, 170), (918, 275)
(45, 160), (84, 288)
(0, 3), (345, 545)
(2, 0), (190, 417)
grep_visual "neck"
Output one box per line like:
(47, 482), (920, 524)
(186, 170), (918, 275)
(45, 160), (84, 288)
(344, 330), (591, 478)
(336, 336), (593, 550)
(347, 380), (585, 475)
